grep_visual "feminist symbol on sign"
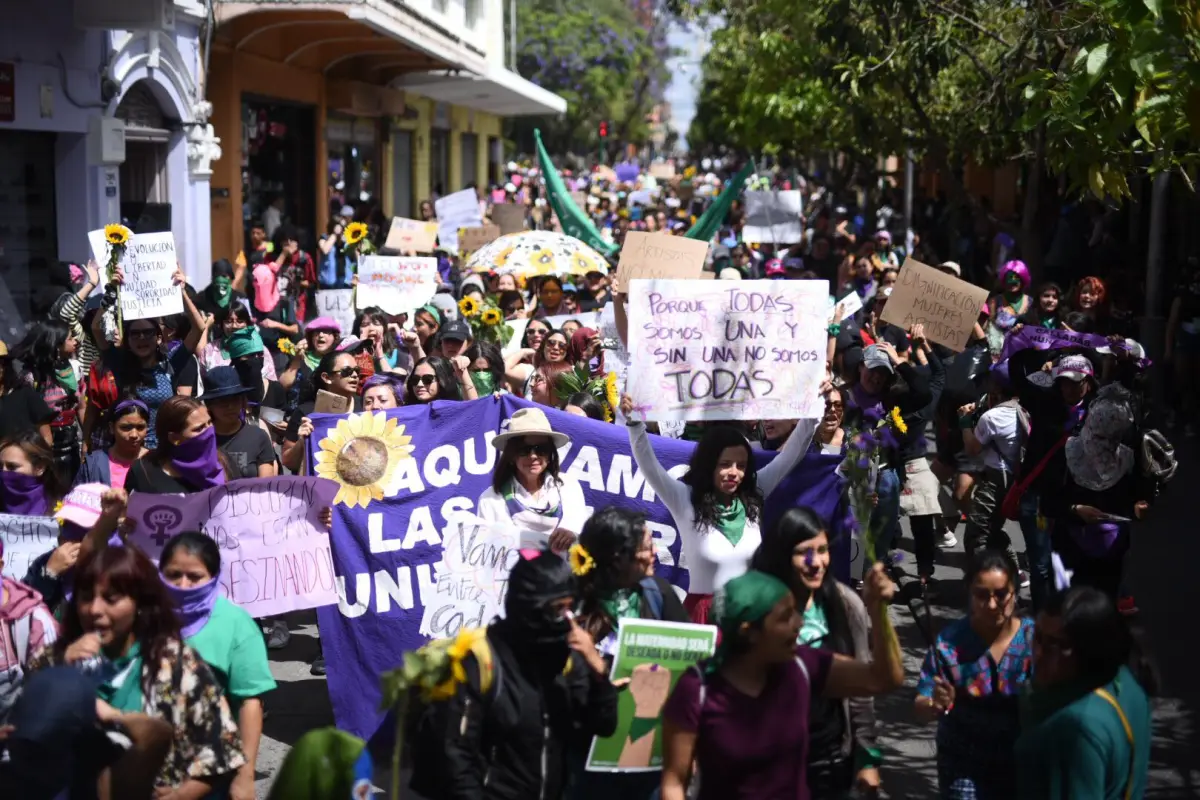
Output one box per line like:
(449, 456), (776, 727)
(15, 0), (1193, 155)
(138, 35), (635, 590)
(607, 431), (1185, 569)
(143, 506), (184, 546)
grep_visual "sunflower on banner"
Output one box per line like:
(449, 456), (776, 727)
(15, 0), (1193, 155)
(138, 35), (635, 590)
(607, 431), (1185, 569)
(101, 224), (131, 342)
(312, 412), (414, 508)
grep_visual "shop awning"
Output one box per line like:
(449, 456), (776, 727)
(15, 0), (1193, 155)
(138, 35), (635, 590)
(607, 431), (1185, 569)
(397, 65), (568, 117)
(214, 3), (489, 82)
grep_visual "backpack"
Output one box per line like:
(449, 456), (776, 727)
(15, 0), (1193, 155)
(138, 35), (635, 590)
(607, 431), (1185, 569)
(408, 629), (504, 799)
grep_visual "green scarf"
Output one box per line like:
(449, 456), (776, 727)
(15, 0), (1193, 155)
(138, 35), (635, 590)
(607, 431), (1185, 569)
(304, 348), (322, 372)
(55, 361), (77, 393)
(224, 326), (264, 360)
(708, 571), (790, 674)
(600, 587), (640, 625)
(210, 276), (233, 310)
(470, 370), (496, 395)
(97, 642), (144, 713)
(713, 497), (747, 547)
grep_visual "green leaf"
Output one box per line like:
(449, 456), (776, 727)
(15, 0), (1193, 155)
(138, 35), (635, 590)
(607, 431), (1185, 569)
(1087, 44), (1110, 85)
(1136, 116), (1155, 145)
(1143, 0), (1162, 18)
(1088, 164), (1106, 198)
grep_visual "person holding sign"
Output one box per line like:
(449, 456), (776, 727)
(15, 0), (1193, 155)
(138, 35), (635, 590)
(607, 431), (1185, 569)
(477, 407), (586, 552)
(660, 568), (903, 800)
(282, 351), (364, 473)
(619, 390), (821, 624)
(159, 532), (276, 800)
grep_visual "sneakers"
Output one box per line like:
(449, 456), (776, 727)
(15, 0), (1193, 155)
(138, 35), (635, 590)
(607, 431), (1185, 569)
(309, 655), (327, 676)
(938, 531), (958, 549)
(265, 619), (291, 650)
(1019, 570), (1031, 589)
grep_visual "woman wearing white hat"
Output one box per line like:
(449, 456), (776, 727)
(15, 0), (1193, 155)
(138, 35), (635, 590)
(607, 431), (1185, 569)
(476, 407), (587, 552)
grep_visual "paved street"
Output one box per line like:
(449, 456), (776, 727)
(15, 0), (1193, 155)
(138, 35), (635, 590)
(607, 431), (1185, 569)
(254, 438), (1200, 798)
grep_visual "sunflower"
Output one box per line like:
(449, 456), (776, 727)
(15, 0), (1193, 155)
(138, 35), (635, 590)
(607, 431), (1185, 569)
(104, 224), (130, 246)
(604, 372), (619, 415)
(571, 252), (597, 276)
(494, 245), (516, 268)
(568, 543), (595, 576)
(445, 628), (486, 684)
(530, 248), (556, 273)
(459, 297), (480, 318)
(889, 406), (908, 435)
(480, 307), (503, 326)
(344, 221), (368, 246)
(277, 338), (296, 356)
(313, 412), (414, 508)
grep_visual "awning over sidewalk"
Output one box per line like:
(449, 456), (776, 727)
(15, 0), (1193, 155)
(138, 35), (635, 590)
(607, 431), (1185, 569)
(397, 65), (568, 117)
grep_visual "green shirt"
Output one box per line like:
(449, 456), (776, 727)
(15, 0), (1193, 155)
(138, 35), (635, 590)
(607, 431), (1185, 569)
(797, 600), (829, 647)
(186, 597), (277, 714)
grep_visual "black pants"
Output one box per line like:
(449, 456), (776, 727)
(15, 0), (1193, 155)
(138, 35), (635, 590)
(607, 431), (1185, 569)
(964, 467), (1019, 566)
(910, 514), (939, 578)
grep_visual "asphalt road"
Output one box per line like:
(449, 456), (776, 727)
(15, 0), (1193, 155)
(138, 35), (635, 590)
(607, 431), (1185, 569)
(254, 437), (1200, 798)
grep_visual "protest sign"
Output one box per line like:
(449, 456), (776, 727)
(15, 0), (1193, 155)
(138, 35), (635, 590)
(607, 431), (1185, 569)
(316, 289), (355, 337)
(458, 224), (501, 254)
(418, 514), (519, 639)
(309, 396), (846, 739)
(492, 204), (526, 235)
(435, 189), (483, 253)
(384, 217), (438, 253)
(626, 279), (828, 422)
(88, 230), (184, 320)
(356, 255), (438, 316)
(586, 619), (717, 772)
(0, 514), (58, 580)
(742, 190), (803, 244)
(126, 476), (340, 618)
(541, 311), (602, 331)
(880, 258), (990, 351)
(830, 290), (863, 322)
(614, 232), (708, 291)
(649, 162), (676, 180)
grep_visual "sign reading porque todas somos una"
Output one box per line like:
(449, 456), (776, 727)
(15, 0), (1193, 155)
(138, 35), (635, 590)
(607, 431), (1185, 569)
(879, 257), (990, 352)
(626, 279), (828, 422)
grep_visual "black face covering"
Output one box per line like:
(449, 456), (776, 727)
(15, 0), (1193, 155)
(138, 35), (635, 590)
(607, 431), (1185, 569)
(233, 355), (265, 405)
(501, 551), (577, 668)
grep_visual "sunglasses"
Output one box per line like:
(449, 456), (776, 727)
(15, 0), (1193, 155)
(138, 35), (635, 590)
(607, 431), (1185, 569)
(128, 328), (157, 340)
(515, 442), (554, 458)
(412, 374), (437, 387)
(333, 366), (360, 378)
(971, 587), (1013, 605)
(826, 402), (844, 412)
(544, 339), (567, 350)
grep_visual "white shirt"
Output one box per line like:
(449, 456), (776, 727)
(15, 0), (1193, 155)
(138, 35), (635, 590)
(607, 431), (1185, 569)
(975, 404), (1024, 472)
(628, 416), (819, 595)
(476, 473), (588, 550)
(263, 205), (283, 240)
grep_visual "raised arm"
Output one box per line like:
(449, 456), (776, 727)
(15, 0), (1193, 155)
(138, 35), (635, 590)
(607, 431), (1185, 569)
(620, 394), (688, 505)
(757, 414), (821, 496)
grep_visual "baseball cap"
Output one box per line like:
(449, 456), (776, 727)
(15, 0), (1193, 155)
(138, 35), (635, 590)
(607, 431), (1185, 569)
(1052, 354), (1094, 382)
(718, 267), (743, 280)
(441, 318), (473, 341)
(55, 482), (108, 529)
(861, 344), (894, 374)
(765, 258), (786, 278)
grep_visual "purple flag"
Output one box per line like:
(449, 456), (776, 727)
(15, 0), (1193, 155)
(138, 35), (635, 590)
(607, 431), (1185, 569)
(998, 325), (1111, 363)
(309, 396), (845, 739)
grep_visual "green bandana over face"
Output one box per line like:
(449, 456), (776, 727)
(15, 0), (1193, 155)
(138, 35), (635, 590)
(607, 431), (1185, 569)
(224, 326), (264, 359)
(708, 571), (790, 674)
(211, 275), (233, 309)
(713, 497), (747, 547)
(98, 642), (144, 713)
(470, 370), (496, 395)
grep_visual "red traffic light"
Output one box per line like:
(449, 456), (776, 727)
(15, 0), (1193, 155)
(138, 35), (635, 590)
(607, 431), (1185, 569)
(599, 121), (608, 138)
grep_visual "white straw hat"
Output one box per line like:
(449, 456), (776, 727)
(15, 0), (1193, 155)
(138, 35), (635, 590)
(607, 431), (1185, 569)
(491, 407), (570, 451)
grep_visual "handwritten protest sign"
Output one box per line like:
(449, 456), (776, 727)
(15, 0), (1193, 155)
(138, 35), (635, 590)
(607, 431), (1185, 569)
(435, 189), (483, 253)
(742, 191), (803, 244)
(830, 290), (863, 322)
(614, 231), (708, 292)
(586, 619), (717, 772)
(880, 258), (990, 351)
(492, 204), (526, 235)
(627, 279), (828, 421)
(88, 229), (184, 320)
(458, 224), (501, 254)
(418, 514), (520, 639)
(357, 255), (439, 315)
(649, 162), (676, 180)
(0, 514), (58, 580)
(384, 217), (438, 253)
(126, 477), (340, 618)
(316, 289), (355, 337)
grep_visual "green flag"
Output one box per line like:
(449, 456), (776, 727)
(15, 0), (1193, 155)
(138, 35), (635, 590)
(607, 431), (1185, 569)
(534, 129), (619, 258)
(685, 162), (754, 243)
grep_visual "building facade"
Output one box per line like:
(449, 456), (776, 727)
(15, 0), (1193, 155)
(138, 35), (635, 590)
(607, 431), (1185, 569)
(207, 0), (565, 268)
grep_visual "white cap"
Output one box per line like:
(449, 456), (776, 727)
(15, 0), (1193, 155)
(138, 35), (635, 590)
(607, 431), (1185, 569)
(718, 267), (742, 280)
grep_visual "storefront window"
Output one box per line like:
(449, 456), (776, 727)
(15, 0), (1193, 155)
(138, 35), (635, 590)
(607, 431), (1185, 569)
(0, 131), (56, 330)
(326, 115), (379, 221)
(242, 97), (316, 250)
(430, 130), (450, 199)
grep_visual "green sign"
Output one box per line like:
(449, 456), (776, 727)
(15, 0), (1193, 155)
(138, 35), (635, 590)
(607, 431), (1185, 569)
(585, 618), (718, 772)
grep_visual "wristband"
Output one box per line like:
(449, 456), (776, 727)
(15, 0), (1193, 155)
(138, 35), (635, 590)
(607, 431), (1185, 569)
(958, 415), (975, 430)
(827, 322), (841, 336)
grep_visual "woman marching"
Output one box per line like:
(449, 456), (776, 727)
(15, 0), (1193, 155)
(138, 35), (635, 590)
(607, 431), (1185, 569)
(476, 406), (587, 552)
(124, 396), (228, 494)
(74, 399), (150, 488)
(619, 389), (820, 623)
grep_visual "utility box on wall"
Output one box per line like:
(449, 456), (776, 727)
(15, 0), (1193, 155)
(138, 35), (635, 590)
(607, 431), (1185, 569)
(88, 117), (127, 165)
(74, 0), (175, 31)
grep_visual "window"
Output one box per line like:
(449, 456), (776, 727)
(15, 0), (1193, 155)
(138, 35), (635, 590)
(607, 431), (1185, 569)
(465, 0), (480, 28)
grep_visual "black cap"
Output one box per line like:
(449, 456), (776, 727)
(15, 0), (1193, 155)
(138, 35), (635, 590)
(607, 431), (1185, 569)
(440, 319), (473, 342)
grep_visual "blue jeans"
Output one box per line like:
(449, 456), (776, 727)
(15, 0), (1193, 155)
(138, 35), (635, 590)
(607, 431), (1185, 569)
(1019, 490), (1052, 612)
(871, 467), (902, 570)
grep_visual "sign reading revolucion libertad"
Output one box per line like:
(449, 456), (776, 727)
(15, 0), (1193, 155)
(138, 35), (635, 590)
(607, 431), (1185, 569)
(626, 279), (828, 422)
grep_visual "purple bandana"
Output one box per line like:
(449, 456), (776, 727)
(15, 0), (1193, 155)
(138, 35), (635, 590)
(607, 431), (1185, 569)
(170, 427), (226, 489)
(161, 575), (220, 638)
(0, 471), (49, 516)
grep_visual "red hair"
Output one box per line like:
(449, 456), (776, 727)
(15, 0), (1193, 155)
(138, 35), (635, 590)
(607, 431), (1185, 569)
(1072, 276), (1108, 310)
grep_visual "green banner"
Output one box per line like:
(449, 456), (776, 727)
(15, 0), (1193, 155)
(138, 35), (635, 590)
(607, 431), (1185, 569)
(534, 129), (619, 258)
(585, 618), (717, 772)
(684, 161), (754, 243)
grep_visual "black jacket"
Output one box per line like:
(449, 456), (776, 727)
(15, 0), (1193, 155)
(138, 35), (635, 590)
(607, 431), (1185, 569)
(1010, 347), (1096, 493)
(421, 622), (618, 800)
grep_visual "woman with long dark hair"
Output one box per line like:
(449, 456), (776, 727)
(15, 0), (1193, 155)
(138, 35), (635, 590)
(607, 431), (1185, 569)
(504, 326), (567, 393)
(13, 319), (82, 482)
(1016, 586), (1153, 797)
(74, 398), (150, 488)
(198, 303), (278, 381)
(124, 396), (228, 494)
(281, 350), (363, 472)
(29, 544), (245, 797)
(0, 338), (54, 444)
(353, 306), (409, 375)
(405, 356), (471, 405)
(1019, 282), (1066, 330)
(620, 390), (820, 623)
(563, 392), (606, 421)
(0, 431), (67, 515)
(753, 507), (881, 796)
(466, 341), (505, 396)
(477, 406), (586, 551)
(159, 532), (276, 800)
(913, 550), (1033, 799)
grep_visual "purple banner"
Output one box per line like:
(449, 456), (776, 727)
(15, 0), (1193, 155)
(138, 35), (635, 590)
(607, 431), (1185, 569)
(309, 396), (846, 739)
(998, 325), (1111, 363)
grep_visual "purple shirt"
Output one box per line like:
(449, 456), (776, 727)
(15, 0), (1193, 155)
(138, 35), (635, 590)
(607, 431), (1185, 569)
(663, 646), (833, 799)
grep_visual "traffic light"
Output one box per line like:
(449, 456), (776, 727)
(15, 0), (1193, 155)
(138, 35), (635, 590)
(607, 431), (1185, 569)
(599, 120), (608, 138)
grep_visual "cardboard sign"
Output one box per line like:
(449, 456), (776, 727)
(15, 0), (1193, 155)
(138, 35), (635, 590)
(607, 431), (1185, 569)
(492, 204), (527, 235)
(315, 389), (353, 415)
(742, 190), (803, 244)
(879, 257), (990, 351)
(627, 279), (828, 421)
(458, 224), (501, 254)
(435, 189), (484, 253)
(649, 162), (676, 180)
(614, 231), (708, 292)
(315, 289), (355, 337)
(356, 255), (439, 315)
(383, 217), (438, 253)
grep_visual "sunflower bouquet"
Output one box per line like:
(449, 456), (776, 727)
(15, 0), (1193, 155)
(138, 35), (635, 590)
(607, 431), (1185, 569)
(101, 224), (132, 342)
(554, 363), (619, 422)
(460, 297), (513, 347)
(342, 221), (375, 262)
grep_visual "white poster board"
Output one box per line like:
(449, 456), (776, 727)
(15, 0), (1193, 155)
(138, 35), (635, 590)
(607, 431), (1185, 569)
(627, 279), (828, 422)
(316, 289), (356, 334)
(356, 256), (439, 316)
(435, 189), (484, 254)
(88, 229), (184, 320)
(742, 191), (804, 244)
(420, 514), (520, 638)
(0, 514), (59, 581)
